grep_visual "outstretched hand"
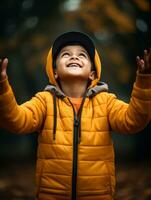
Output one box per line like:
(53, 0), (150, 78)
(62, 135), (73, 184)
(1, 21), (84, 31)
(0, 58), (8, 81)
(136, 49), (151, 74)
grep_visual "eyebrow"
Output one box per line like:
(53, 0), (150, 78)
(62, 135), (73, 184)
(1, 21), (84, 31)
(59, 49), (69, 53)
(78, 49), (87, 53)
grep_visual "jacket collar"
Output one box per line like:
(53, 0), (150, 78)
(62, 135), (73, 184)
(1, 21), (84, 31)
(44, 81), (108, 98)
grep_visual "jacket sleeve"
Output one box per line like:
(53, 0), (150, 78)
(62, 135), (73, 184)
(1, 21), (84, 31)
(0, 78), (46, 134)
(107, 73), (151, 134)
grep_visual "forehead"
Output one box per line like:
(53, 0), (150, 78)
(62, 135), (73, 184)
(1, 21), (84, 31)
(60, 45), (88, 53)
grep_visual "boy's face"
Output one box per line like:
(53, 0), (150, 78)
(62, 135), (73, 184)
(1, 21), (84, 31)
(55, 45), (95, 82)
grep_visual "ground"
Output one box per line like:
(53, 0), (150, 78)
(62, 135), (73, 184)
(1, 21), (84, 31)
(0, 160), (151, 200)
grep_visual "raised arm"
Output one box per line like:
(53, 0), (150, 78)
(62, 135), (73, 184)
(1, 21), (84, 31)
(107, 49), (151, 134)
(0, 58), (46, 134)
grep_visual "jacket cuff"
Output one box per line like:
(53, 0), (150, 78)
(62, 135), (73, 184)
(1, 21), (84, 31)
(0, 77), (10, 94)
(135, 72), (151, 89)
(132, 73), (151, 101)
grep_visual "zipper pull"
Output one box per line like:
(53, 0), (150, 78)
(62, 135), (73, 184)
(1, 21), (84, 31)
(74, 117), (81, 143)
(74, 118), (79, 127)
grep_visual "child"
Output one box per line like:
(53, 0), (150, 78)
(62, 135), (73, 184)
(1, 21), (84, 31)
(0, 31), (151, 200)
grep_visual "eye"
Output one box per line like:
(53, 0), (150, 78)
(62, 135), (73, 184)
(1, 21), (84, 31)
(79, 52), (87, 58)
(61, 52), (70, 57)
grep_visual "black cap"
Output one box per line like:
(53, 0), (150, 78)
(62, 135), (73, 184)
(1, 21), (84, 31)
(52, 31), (95, 68)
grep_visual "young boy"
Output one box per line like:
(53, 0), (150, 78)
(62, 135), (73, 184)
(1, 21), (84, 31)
(0, 31), (151, 200)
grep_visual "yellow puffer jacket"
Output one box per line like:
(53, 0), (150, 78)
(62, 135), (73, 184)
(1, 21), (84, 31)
(0, 47), (151, 200)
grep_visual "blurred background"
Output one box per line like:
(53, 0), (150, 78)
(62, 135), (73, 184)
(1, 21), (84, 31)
(0, 0), (151, 199)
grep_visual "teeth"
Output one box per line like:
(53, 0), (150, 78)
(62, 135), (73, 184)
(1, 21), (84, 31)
(68, 64), (80, 67)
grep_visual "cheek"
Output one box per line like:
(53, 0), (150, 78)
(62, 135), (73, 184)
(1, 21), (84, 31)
(85, 61), (92, 71)
(84, 58), (92, 66)
(56, 58), (66, 68)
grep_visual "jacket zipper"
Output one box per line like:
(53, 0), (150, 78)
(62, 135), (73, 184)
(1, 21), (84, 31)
(67, 97), (86, 200)
(72, 113), (79, 200)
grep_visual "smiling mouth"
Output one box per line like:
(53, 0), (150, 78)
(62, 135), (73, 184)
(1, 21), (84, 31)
(67, 63), (81, 68)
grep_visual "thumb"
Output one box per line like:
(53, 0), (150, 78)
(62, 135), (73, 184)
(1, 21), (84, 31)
(0, 58), (8, 80)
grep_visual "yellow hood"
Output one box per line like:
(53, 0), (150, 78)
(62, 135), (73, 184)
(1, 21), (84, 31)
(46, 47), (102, 88)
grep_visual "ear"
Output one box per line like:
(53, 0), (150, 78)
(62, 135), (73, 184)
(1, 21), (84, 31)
(89, 71), (96, 81)
(54, 70), (58, 79)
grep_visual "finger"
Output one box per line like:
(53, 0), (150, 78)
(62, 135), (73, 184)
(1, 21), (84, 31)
(140, 59), (145, 72)
(2, 58), (8, 71)
(136, 56), (140, 70)
(1, 58), (8, 78)
(143, 49), (148, 69)
(136, 56), (145, 72)
(136, 56), (143, 72)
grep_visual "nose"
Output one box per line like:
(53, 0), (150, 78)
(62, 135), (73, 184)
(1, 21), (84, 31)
(70, 54), (79, 60)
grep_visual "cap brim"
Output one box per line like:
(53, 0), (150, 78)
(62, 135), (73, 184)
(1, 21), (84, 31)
(52, 31), (95, 61)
